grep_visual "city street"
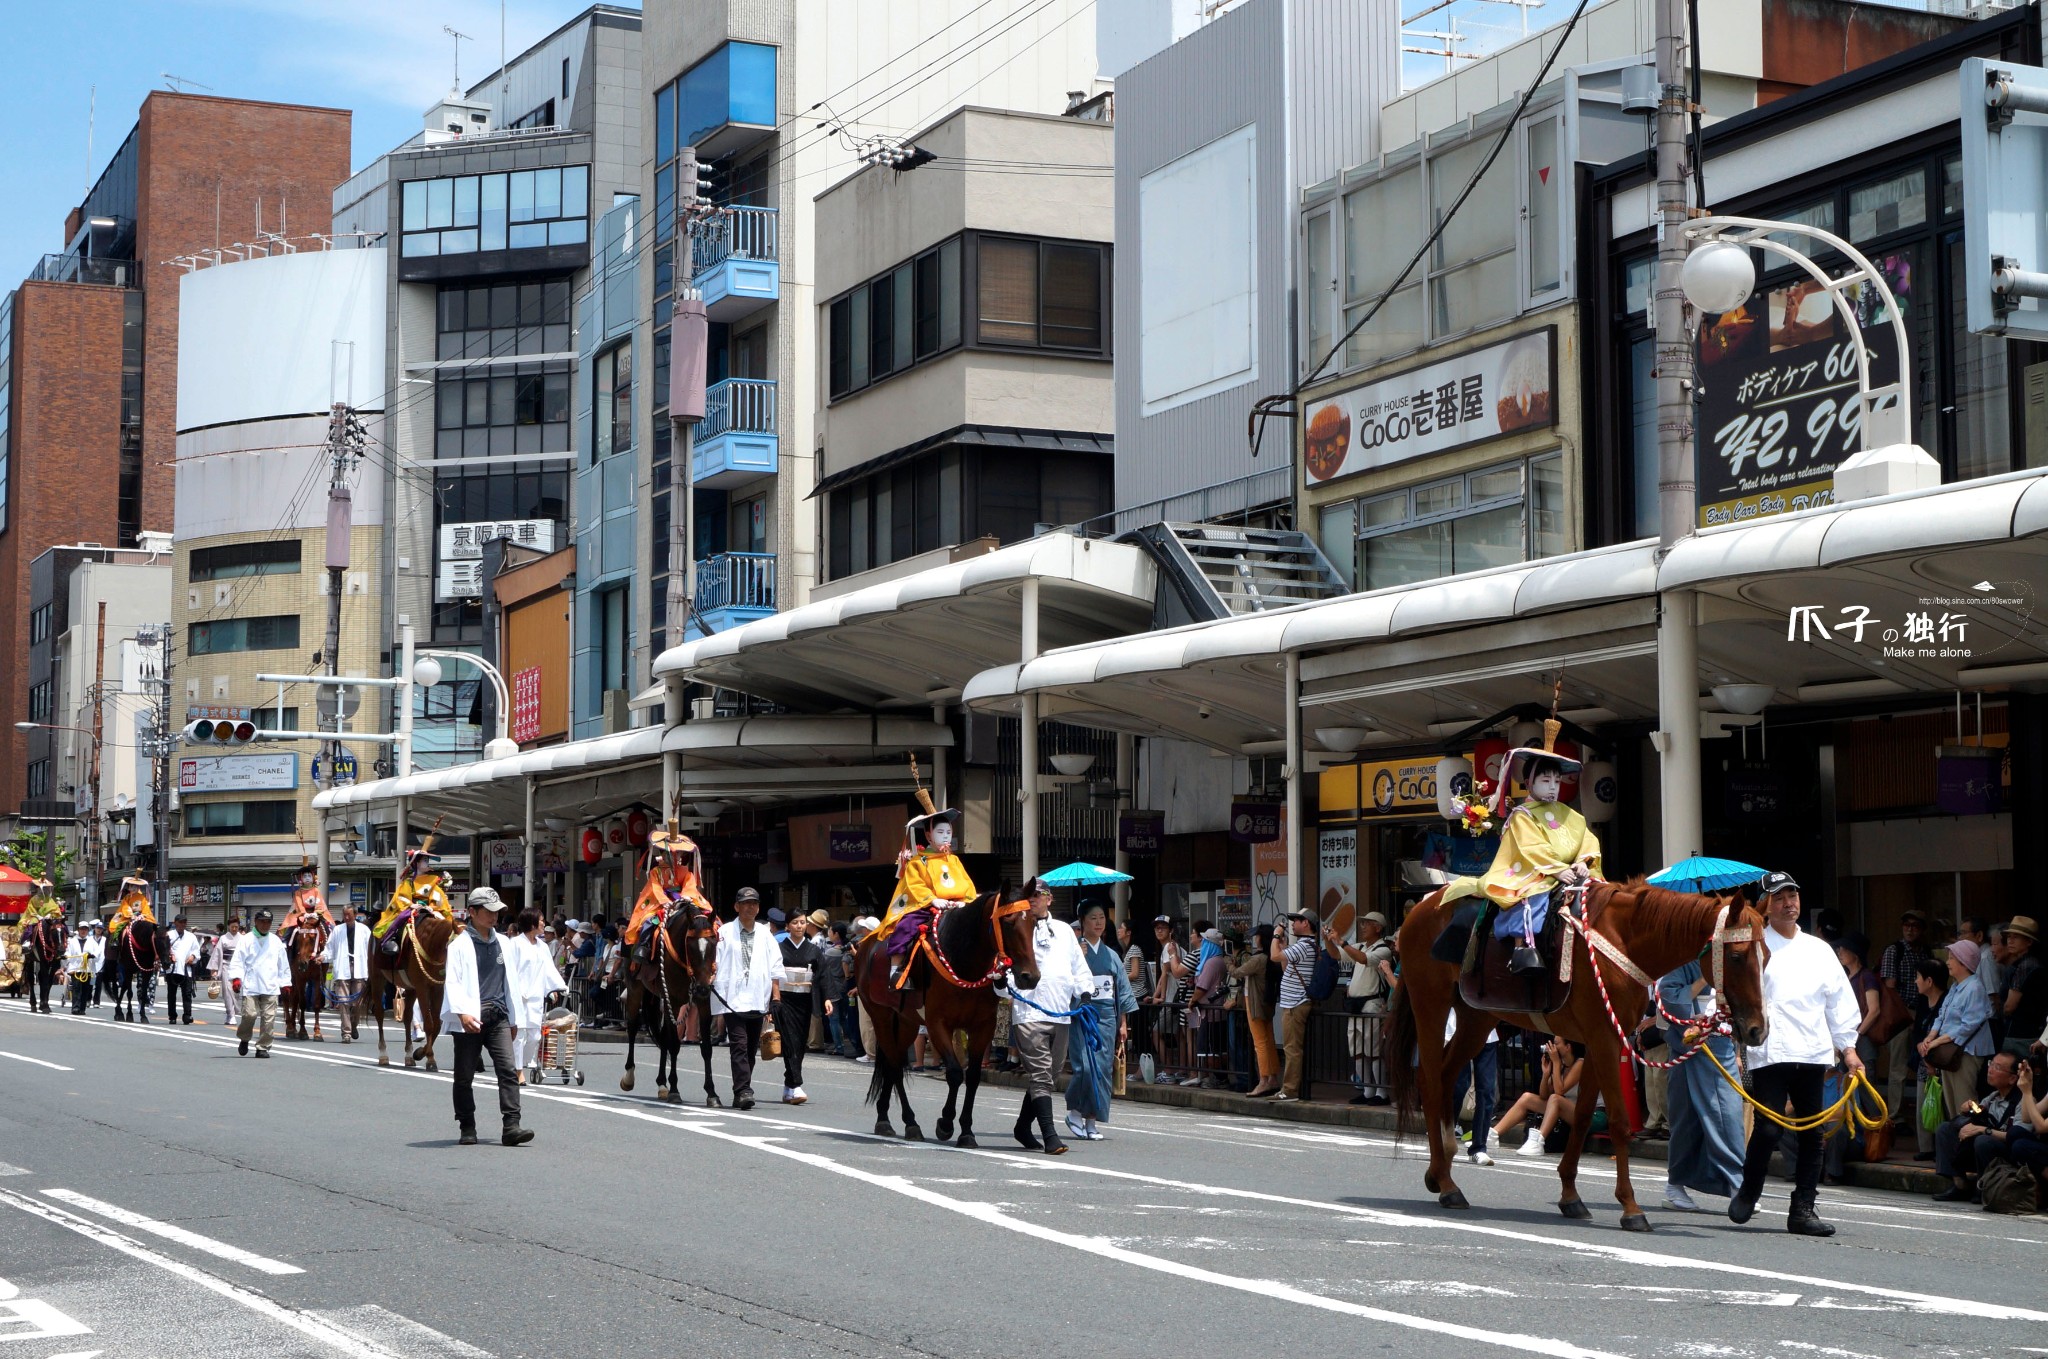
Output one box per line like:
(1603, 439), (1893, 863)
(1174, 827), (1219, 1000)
(0, 998), (2040, 1359)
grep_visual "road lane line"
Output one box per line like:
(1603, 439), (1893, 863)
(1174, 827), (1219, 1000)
(0, 1189), (413, 1358)
(0, 1050), (73, 1070)
(40, 1189), (303, 1275)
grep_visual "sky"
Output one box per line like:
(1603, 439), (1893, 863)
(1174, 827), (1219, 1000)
(0, 0), (632, 287)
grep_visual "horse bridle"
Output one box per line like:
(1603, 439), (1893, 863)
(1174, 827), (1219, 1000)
(919, 896), (1032, 989)
(1569, 896), (1763, 1067)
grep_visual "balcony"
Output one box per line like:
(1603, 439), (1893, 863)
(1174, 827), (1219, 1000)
(691, 378), (778, 489)
(694, 206), (779, 322)
(691, 551), (776, 636)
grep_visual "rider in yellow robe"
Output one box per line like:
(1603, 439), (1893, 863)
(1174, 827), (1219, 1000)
(19, 880), (65, 929)
(374, 849), (453, 948)
(1480, 757), (1603, 908)
(876, 809), (976, 984)
(107, 877), (156, 941)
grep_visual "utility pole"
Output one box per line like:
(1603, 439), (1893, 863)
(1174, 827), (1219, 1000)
(87, 601), (106, 903)
(318, 402), (367, 909)
(666, 148), (714, 651)
(1652, 0), (1704, 863)
(134, 622), (175, 914)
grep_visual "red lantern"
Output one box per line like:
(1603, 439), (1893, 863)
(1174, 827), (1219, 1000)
(580, 828), (603, 865)
(1472, 737), (1511, 797)
(626, 810), (651, 847)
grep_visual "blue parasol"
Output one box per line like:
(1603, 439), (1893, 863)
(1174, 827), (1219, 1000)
(1037, 862), (1134, 887)
(1646, 856), (1768, 895)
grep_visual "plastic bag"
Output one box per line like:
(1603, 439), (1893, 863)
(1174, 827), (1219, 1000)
(1919, 1073), (1944, 1132)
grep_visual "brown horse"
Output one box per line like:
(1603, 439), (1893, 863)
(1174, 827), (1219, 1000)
(370, 914), (452, 1070)
(282, 919), (330, 1041)
(855, 890), (1039, 1146)
(1386, 879), (1768, 1232)
(620, 907), (720, 1105)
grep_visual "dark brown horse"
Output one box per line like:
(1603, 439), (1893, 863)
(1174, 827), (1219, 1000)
(856, 891), (1039, 1146)
(19, 917), (65, 1013)
(370, 913), (452, 1070)
(1387, 879), (1767, 1232)
(105, 920), (162, 1023)
(620, 907), (720, 1104)
(282, 919), (330, 1041)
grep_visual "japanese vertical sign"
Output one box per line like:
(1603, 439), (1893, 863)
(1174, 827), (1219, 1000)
(510, 666), (542, 745)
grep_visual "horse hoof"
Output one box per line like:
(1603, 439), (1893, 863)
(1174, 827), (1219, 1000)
(936, 1120), (955, 1142)
(1621, 1213), (1653, 1234)
(876, 1122), (897, 1138)
(957, 1132), (978, 1149)
(378, 1056), (390, 1067)
(904, 1124), (925, 1142)
(404, 1058), (417, 1069)
(1423, 1170), (1442, 1194)
(662, 1090), (682, 1105)
(425, 1061), (438, 1072)
(1560, 1200), (1592, 1220)
(706, 1094), (724, 1108)
(1439, 1190), (1470, 1210)
(620, 1074), (635, 1092)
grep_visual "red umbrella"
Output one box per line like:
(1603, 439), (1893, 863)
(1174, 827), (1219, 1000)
(0, 865), (34, 898)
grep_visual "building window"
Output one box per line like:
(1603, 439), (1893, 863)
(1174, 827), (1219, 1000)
(1342, 454), (1563, 592)
(189, 540), (302, 581)
(599, 586), (630, 694)
(433, 281), (572, 458)
(594, 343), (632, 460)
(184, 799), (298, 837)
(508, 99), (556, 131)
(1343, 164), (1425, 370)
(1429, 136), (1517, 338)
(824, 449), (1106, 581)
(400, 166), (591, 257)
(28, 680), (51, 724)
(29, 603), (50, 645)
(977, 238), (1040, 345)
(188, 615), (300, 656)
(26, 760), (48, 799)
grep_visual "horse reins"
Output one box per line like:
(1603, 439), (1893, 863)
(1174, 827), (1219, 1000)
(1566, 899), (1760, 1071)
(912, 896), (1030, 990)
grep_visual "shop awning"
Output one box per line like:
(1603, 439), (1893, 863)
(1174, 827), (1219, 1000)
(652, 531), (1156, 711)
(963, 471), (2048, 752)
(310, 716), (954, 834)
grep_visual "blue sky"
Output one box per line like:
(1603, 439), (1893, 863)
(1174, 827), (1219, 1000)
(0, 0), (632, 286)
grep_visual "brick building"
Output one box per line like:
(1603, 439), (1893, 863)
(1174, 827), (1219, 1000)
(0, 92), (351, 834)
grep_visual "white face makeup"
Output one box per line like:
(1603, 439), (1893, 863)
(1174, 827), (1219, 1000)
(1529, 770), (1563, 802)
(927, 823), (954, 851)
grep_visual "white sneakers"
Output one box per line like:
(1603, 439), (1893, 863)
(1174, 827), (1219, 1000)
(1466, 1149), (1495, 1166)
(782, 1086), (808, 1105)
(1516, 1133), (1548, 1157)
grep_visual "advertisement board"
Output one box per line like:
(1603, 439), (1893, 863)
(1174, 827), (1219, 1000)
(178, 753), (299, 793)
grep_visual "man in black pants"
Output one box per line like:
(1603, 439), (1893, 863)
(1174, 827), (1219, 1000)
(712, 887), (783, 1111)
(162, 915), (200, 1025)
(443, 888), (532, 1147)
(1729, 873), (1865, 1236)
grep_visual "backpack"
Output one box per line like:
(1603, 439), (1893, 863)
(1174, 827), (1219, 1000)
(1291, 941), (1339, 1002)
(1978, 1159), (2040, 1216)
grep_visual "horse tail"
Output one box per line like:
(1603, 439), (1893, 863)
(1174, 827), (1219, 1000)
(1384, 977), (1419, 1139)
(865, 1061), (889, 1109)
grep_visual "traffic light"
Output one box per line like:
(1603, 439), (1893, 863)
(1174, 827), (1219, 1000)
(182, 718), (257, 746)
(682, 148), (716, 205)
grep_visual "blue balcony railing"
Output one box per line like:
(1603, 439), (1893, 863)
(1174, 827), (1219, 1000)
(702, 376), (775, 438)
(692, 551), (776, 635)
(693, 378), (778, 489)
(695, 206), (780, 321)
(694, 206), (778, 268)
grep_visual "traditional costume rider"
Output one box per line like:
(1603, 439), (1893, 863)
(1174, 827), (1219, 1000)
(875, 807), (976, 987)
(19, 878), (65, 930)
(107, 876), (156, 943)
(374, 847), (454, 953)
(284, 863), (334, 932)
(625, 828), (713, 961)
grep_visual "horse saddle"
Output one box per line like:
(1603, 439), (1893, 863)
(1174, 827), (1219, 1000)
(856, 941), (924, 1013)
(1453, 899), (1575, 1018)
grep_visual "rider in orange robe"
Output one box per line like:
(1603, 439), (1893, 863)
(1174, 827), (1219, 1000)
(107, 876), (156, 942)
(625, 831), (712, 958)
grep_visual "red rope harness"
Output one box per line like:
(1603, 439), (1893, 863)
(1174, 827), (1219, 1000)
(1563, 900), (1756, 1071)
(910, 897), (1031, 989)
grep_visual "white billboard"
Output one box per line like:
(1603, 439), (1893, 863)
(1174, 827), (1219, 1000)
(178, 753), (299, 794)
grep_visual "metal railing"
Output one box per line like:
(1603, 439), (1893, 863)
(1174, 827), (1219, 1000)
(1063, 463), (1297, 539)
(694, 205), (778, 268)
(701, 377), (777, 438)
(695, 551), (775, 613)
(29, 254), (133, 287)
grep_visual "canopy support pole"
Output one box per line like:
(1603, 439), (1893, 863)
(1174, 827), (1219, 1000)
(522, 777), (537, 911)
(1656, 588), (1703, 864)
(932, 701), (949, 810)
(1285, 651), (1302, 920)
(1020, 578), (1041, 883)
(1113, 731), (1134, 922)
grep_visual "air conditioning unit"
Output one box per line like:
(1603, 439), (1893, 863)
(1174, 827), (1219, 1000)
(602, 687), (631, 734)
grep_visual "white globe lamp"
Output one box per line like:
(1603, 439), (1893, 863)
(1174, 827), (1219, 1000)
(411, 655), (444, 689)
(1680, 241), (1756, 315)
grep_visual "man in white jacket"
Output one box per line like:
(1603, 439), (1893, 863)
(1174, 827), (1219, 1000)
(228, 909), (291, 1058)
(441, 888), (532, 1146)
(711, 887), (784, 1111)
(323, 903), (372, 1043)
(163, 915), (202, 1025)
(1008, 879), (1097, 1155)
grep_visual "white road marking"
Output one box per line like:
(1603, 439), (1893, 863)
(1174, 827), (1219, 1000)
(0, 1050), (73, 1071)
(310, 1305), (492, 1358)
(0, 1162), (28, 1177)
(0, 1189), (412, 1358)
(41, 1189), (304, 1275)
(0, 1297), (92, 1342)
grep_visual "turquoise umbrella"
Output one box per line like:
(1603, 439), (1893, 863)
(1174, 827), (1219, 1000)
(1037, 862), (1133, 888)
(1646, 856), (1768, 895)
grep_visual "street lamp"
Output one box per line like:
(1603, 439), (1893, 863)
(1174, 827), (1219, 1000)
(1680, 215), (1939, 495)
(411, 649), (520, 762)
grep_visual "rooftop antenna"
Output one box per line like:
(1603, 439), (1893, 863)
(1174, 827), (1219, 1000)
(442, 25), (473, 91)
(162, 73), (214, 93)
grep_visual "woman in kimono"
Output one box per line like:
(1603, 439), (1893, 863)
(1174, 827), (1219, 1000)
(1066, 899), (1138, 1142)
(1659, 944), (1746, 1212)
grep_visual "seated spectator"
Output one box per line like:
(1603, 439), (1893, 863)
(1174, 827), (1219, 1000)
(1493, 1035), (1582, 1158)
(1933, 1050), (2023, 1202)
(1978, 1057), (2048, 1191)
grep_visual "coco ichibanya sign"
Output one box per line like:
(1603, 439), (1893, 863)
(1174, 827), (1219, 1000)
(1303, 329), (1556, 486)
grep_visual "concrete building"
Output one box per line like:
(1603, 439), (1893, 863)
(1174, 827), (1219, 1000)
(331, 4), (642, 769)
(809, 104), (1115, 602)
(637, 0), (1113, 666)
(0, 91), (351, 833)
(168, 246), (389, 924)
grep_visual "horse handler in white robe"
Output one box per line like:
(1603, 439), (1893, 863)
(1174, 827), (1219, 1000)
(508, 907), (568, 1079)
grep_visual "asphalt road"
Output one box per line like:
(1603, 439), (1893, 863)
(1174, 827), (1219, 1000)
(0, 996), (2042, 1359)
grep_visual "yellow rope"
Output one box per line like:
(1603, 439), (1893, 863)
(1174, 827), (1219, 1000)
(1699, 1044), (1890, 1135)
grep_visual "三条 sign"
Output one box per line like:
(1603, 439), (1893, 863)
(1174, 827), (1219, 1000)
(1302, 328), (1556, 486)
(435, 520), (559, 600)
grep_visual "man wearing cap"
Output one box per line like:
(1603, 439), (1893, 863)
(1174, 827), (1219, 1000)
(1268, 910), (1329, 1102)
(163, 914), (202, 1025)
(64, 924), (93, 1014)
(1998, 916), (2047, 1058)
(1338, 912), (1397, 1105)
(713, 887), (784, 1109)
(323, 903), (372, 1042)
(228, 909), (291, 1058)
(1008, 877), (1096, 1153)
(1729, 872), (1864, 1236)
(1880, 910), (1933, 1129)
(776, 908), (826, 1103)
(19, 876), (63, 930)
(442, 887), (533, 1146)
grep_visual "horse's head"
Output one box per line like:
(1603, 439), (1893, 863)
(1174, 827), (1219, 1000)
(682, 910), (719, 986)
(992, 889), (1040, 992)
(1720, 901), (1770, 1049)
